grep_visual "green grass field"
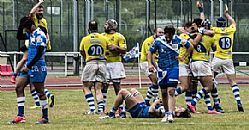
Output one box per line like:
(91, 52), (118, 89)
(0, 85), (249, 130)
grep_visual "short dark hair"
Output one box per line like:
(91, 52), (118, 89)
(183, 22), (193, 28)
(19, 16), (35, 29)
(88, 20), (98, 32)
(164, 25), (175, 35)
(193, 18), (203, 27)
(38, 25), (47, 35)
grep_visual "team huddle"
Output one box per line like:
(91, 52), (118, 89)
(10, 0), (243, 124)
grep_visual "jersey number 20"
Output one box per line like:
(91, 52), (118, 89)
(88, 45), (104, 56)
(219, 37), (231, 49)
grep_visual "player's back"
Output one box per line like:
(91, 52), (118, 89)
(191, 35), (214, 62)
(102, 32), (127, 62)
(80, 33), (109, 62)
(212, 25), (236, 59)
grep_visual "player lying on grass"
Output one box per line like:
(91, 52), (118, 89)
(106, 88), (191, 119)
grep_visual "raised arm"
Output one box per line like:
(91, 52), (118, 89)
(224, 4), (236, 27)
(30, 0), (44, 16)
(197, 1), (205, 20)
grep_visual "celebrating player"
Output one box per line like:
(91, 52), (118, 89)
(211, 5), (244, 112)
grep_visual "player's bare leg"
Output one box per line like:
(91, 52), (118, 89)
(95, 82), (105, 114)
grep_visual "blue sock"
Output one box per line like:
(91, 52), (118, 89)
(97, 100), (104, 113)
(85, 93), (95, 112)
(192, 89), (197, 99)
(144, 84), (158, 102)
(44, 88), (51, 98)
(17, 97), (25, 117)
(101, 89), (107, 111)
(40, 100), (48, 120)
(191, 88), (207, 106)
(211, 86), (220, 106)
(119, 105), (126, 112)
(175, 86), (182, 96)
(185, 91), (192, 105)
(231, 84), (242, 105)
(111, 106), (118, 113)
(31, 89), (40, 106)
(204, 94), (213, 110)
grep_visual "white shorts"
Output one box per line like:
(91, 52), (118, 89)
(81, 61), (107, 82)
(211, 57), (235, 75)
(140, 61), (154, 77)
(179, 64), (191, 77)
(190, 61), (212, 77)
(106, 62), (126, 80)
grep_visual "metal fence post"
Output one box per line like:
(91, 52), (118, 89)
(210, 0), (214, 24)
(65, 53), (68, 76)
(219, 0), (223, 17)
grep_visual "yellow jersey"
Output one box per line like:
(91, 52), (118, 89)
(79, 33), (110, 62)
(212, 25), (236, 59)
(191, 35), (214, 62)
(32, 15), (51, 51)
(179, 33), (191, 64)
(140, 36), (159, 62)
(102, 32), (127, 62)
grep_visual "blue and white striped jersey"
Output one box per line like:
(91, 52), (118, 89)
(26, 27), (47, 66)
(149, 35), (190, 70)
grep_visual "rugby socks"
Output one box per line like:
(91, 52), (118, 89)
(231, 84), (242, 105)
(144, 84), (159, 104)
(85, 93), (95, 112)
(204, 94), (213, 110)
(175, 86), (182, 96)
(119, 105), (126, 113)
(30, 89), (40, 106)
(44, 88), (51, 98)
(211, 86), (220, 107)
(17, 97), (25, 117)
(40, 100), (48, 120)
(110, 106), (118, 113)
(192, 89), (197, 99)
(101, 83), (108, 111)
(185, 91), (192, 105)
(97, 100), (105, 113)
(191, 88), (207, 106)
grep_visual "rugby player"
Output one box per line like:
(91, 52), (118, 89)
(140, 27), (164, 106)
(102, 19), (127, 117)
(148, 25), (193, 123)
